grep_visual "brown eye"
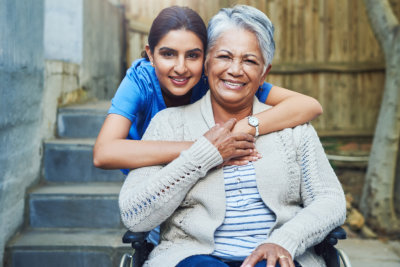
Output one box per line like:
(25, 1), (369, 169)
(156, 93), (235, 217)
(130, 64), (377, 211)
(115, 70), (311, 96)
(161, 51), (174, 57)
(217, 55), (230, 60)
(245, 59), (257, 65)
(187, 52), (200, 59)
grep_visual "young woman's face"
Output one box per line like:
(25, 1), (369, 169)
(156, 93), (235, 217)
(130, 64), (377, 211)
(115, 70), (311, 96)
(146, 29), (204, 100)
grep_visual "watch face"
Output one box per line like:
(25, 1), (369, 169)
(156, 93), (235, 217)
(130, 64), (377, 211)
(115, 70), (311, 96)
(248, 116), (259, 127)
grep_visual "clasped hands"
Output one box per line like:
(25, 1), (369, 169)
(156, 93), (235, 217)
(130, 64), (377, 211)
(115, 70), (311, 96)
(204, 118), (261, 165)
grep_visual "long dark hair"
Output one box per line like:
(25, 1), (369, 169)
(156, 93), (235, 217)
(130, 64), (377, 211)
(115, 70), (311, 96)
(141, 6), (207, 60)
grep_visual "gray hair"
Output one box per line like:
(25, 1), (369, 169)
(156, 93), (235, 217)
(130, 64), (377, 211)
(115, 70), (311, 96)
(206, 5), (275, 69)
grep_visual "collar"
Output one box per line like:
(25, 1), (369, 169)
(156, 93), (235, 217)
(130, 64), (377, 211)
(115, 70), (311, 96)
(199, 90), (272, 129)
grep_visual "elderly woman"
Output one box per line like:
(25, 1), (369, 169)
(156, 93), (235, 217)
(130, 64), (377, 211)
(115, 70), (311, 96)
(119, 5), (346, 267)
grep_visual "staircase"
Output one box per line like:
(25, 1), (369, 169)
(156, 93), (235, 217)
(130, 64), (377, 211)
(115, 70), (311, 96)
(5, 101), (130, 267)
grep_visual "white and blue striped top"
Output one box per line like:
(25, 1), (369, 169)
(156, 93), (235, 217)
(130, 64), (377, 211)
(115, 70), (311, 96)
(211, 163), (276, 261)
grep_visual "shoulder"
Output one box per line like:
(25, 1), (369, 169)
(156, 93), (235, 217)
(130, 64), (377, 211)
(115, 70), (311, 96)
(151, 106), (185, 122)
(269, 123), (313, 150)
(290, 123), (321, 150)
(142, 107), (186, 141)
(112, 58), (159, 110)
(255, 82), (274, 103)
(126, 58), (156, 81)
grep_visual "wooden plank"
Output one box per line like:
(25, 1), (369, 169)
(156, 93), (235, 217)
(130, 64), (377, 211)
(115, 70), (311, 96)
(270, 62), (385, 73)
(128, 20), (150, 34)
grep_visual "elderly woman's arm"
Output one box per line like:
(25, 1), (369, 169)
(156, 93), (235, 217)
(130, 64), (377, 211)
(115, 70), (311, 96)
(243, 124), (346, 267)
(267, 124), (346, 258)
(119, 110), (254, 232)
(119, 136), (221, 232)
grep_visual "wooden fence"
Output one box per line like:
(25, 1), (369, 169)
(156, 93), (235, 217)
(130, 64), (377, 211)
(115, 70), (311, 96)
(121, 0), (400, 137)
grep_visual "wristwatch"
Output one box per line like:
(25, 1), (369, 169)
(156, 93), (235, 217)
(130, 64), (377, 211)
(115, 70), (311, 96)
(247, 116), (259, 137)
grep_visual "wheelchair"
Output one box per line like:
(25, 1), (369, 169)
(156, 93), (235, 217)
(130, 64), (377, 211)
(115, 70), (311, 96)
(119, 226), (352, 267)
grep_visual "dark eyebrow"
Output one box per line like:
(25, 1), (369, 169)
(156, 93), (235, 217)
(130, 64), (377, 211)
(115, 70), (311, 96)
(158, 47), (203, 53)
(158, 47), (176, 52)
(187, 48), (203, 53)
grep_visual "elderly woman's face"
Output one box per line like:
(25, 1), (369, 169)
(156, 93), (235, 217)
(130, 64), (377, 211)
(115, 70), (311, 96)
(205, 28), (268, 109)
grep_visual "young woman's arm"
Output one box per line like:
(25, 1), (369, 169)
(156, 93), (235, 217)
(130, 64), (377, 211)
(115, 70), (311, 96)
(93, 114), (193, 169)
(232, 85), (323, 135)
(94, 86), (322, 170)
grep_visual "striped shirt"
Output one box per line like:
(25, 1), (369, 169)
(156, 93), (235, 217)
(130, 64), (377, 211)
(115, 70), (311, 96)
(211, 163), (276, 261)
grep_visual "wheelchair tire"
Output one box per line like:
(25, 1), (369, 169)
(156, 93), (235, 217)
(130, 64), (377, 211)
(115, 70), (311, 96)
(337, 248), (352, 267)
(119, 253), (133, 267)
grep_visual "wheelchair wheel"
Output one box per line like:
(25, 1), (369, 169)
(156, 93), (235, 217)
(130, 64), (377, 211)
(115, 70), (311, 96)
(119, 253), (133, 267)
(337, 248), (352, 267)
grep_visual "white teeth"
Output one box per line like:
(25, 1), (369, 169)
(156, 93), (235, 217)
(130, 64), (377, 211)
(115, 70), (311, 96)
(223, 80), (244, 87)
(172, 78), (187, 82)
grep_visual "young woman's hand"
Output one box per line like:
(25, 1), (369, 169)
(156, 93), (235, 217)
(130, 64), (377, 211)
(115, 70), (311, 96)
(223, 148), (262, 166)
(241, 243), (295, 267)
(204, 118), (255, 162)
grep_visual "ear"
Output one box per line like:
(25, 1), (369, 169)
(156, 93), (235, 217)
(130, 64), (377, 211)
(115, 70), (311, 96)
(145, 45), (154, 64)
(259, 64), (272, 86)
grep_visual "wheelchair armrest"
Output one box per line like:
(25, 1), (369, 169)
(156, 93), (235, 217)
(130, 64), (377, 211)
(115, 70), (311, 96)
(122, 231), (149, 249)
(122, 230), (154, 266)
(314, 227), (347, 267)
(324, 226), (347, 246)
(314, 226), (346, 256)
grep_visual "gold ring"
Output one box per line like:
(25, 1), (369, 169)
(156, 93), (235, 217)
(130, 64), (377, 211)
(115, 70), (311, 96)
(279, 255), (289, 259)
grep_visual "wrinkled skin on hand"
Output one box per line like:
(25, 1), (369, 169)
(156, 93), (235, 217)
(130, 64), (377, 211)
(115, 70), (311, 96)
(204, 118), (256, 163)
(241, 243), (295, 267)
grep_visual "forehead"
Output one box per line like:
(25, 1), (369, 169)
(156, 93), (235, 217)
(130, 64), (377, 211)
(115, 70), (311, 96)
(156, 29), (204, 50)
(212, 28), (261, 57)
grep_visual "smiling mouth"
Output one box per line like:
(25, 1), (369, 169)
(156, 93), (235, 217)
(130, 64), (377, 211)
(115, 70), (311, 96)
(170, 76), (190, 86)
(171, 77), (188, 82)
(222, 80), (246, 89)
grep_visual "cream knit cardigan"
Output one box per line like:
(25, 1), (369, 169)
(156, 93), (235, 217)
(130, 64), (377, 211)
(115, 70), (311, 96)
(119, 91), (346, 267)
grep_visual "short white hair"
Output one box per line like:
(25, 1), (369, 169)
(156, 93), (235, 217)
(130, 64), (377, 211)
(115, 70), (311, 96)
(206, 5), (275, 69)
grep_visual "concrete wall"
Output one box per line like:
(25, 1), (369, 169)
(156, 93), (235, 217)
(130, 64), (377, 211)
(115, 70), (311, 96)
(40, 0), (125, 139)
(81, 0), (125, 100)
(43, 0), (125, 101)
(0, 0), (124, 265)
(0, 0), (45, 265)
(44, 0), (83, 64)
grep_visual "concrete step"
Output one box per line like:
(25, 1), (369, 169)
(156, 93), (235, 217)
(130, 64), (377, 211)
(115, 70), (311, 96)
(4, 228), (131, 267)
(57, 101), (110, 138)
(43, 139), (125, 183)
(29, 183), (123, 228)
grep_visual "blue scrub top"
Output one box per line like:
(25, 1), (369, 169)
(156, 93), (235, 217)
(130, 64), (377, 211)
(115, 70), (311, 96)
(108, 58), (273, 174)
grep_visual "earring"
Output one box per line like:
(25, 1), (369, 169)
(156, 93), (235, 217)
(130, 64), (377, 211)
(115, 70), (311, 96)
(202, 74), (207, 84)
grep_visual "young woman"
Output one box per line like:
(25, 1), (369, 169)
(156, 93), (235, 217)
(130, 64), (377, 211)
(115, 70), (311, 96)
(93, 6), (322, 174)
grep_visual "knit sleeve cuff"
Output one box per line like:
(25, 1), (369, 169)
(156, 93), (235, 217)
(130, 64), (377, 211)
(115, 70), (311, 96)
(262, 231), (298, 259)
(182, 136), (223, 174)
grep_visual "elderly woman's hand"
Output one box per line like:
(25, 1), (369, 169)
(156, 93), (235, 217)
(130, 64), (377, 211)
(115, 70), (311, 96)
(204, 118), (256, 162)
(241, 243), (295, 267)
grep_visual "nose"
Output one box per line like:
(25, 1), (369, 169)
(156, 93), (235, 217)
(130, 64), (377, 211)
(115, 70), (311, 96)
(228, 59), (243, 76)
(174, 56), (187, 75)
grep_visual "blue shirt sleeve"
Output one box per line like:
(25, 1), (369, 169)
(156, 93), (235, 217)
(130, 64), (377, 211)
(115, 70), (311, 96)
(255, 82), (273, 103)
(108, 68), (146, 124)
